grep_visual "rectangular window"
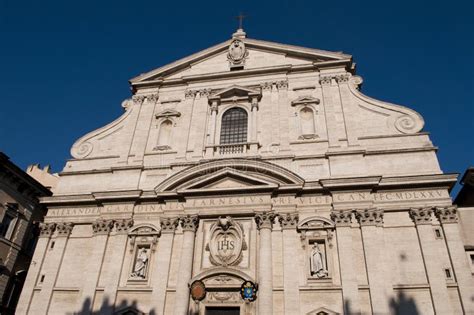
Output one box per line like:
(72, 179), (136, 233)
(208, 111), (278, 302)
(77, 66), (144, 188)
(470, 254), (474, 265)
(0, 213), (16, 240)
(434, 228), (442, 239)
(444, 268), (452, 279)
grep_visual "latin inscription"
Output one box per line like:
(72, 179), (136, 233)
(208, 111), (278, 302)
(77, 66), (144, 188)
(47, 207), (100, 217)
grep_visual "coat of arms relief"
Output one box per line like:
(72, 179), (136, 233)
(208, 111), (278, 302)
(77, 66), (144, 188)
(227, 39), (249, 68)
(206, 217), (247, 266)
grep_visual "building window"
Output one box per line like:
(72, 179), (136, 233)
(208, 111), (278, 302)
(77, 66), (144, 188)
(0, 212), (16, 240)
(444, 268), (452, 279)
(434, 228), (442, 239)
(220, 108), (248, 145)
(470, 254), (474, 265)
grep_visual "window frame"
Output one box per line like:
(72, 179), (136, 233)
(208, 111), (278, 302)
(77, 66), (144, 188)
(217, 106), (249, 145)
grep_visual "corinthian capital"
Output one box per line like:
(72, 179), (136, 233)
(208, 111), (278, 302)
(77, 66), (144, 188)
(255, 212), (276, 230)
(115, 219), (134, 233)
(278, 213), (299, 229)
(355, 209), (384, 226)
(56, 222), (74, 237)
(39, 222), (56, 238)
(180, 215), (199, 232)
(92, 219), (114, 235)
(330, 210), (353, 227)
(409, 207), (433, 225)
(161, 217), (179, 234)
(319, 75), (333, 86)
(435, 206), (458, 224)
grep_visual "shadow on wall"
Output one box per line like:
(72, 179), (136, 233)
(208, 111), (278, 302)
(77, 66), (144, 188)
(71, 297), (157, 315)
(344, 291), (419, 315)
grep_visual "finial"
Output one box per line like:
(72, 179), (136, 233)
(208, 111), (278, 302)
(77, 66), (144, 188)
(233, 13), (247, 39)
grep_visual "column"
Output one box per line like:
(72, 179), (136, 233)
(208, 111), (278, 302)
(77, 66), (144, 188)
(436, 206), (474, 313)
(174, 215), (199, 315)
(207, 98), (219, 146)
(34, 222), (73, 315)
(249, 93), (259, 153)
(75, 219), (114, 313)
(101, 219), (133, 315)
(16, 223), (55, 315)
(355, 209), (393, 314)
(255, 212), (275, 315)
(409, 208), (453, 313)
(331, 210), (361, 314)
(279, 213), (301, 315)
(151, 217), (179, 315)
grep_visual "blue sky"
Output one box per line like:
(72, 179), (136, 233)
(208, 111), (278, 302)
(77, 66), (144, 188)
(1, 0), (472, 193)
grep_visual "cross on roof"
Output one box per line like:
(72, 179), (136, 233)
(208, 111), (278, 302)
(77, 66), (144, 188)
(235, 13), (247, 30)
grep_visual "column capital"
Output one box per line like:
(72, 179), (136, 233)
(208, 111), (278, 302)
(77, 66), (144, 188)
(115, 219), (134, 234)
(92, 219), (114, 235)
(335, 74), (351, 84)
(255, 212), (276, 230)
(278, 213), (299, 230)
(435, 206), (458, 224)
(330, 210), (353, 227)
(39, 222), (56, 238)
(161, 217), (179, 234)
(355, 209), (384, 226)
(319, 75), (333, 86)
(180, 215), (199, 232)
(185, 89), (196, 99)
(56, 222), (74, 237)
(409, 207), (433, 225)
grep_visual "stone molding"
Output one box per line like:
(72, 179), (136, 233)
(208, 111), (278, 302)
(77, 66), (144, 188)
(160, 217), (179, 234)
(255, 212), (276, 230)
(435, 206), (458, 224)
(355, 209), (384, 226)
(409, 207), (433, 225)
(92, 219), (115, 235)
(330, 210), (353, 227)
(180, 215), (199, 232)
(115, 219), (134, 234)
(39, 222), (56, 238)
(56, 222), (74, 237)
(278, 213), (299, 230)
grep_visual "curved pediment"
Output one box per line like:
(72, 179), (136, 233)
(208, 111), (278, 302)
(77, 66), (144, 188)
(154, 159), (304, 195)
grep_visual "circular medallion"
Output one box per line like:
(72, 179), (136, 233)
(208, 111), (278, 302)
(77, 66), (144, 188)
(240, 280), (257, 302)
(190, 280), (206, 301)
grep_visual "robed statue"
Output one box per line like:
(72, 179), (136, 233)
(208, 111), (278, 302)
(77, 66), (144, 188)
(310, 243), (328, 278)
(131, 247), (149, 279)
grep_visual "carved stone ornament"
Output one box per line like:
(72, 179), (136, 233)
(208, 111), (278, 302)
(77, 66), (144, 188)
(92, 219), (114, 235)
(206, 217), (247, 267)
(130, 247), (149, 279)
(410, 208), (433, 225)
(355, 209), (384, 226)
(128, 224), (160, 252)
(319, 75), (333, 86)
(190, 280), (206, 302)
(279, 213), (299, 229)
(115, 219), (134, 233)
(39, 222), (56, 237)
(56, 222), (74, 237)
(180, 215), (199, 232)
(436, 206), (458, 224)
(255, 212), (276, 230)
(330, 210), (353, 227)
(160, 217), (179, 234)
(310, 243), (329, 278)
(227, 39), (249, 67)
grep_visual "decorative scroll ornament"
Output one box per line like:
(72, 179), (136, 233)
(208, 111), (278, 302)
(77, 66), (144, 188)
(206, 216), (247, 267)
(227, 39), (249, 67)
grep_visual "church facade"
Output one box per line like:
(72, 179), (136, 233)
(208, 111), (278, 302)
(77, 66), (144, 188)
(17, 29), (474, 315)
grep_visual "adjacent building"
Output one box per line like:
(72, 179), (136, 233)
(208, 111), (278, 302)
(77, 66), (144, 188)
(0, 153), (52, 314)
(17, 29), (474, 314)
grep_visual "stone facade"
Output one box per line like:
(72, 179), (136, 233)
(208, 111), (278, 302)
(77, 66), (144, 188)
(17, 29), (474, 314)
(0, 152), (51, 314)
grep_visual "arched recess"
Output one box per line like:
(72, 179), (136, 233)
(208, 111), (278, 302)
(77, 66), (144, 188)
(154, 159), (304, 194)
(300, 106), (316, 138)
(155, 119), (173, 150)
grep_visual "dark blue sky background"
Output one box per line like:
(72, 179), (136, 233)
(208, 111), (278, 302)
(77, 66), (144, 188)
(1, 0), (472, 193)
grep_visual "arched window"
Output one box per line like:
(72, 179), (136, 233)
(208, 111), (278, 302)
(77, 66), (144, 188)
(300, 107), (315, 137)
(220, 108), (248, 144)
(157, 120), (173, 147)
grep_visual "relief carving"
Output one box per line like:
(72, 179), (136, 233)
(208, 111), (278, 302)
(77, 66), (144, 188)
(355, 209), (384, 226)
(410, 207), (433, 225)
(310, 243), (328, 278)
(92, 219), (114, 235)
(436, 206), (458, 224)
(56, 222), (74, 237)
(115, 219), (134, 233)
(39, 222), (56, 237)
(130, 247), (149, 279)
(255, 212), (276, 230)
(227, 39), (249, 67)
(180, 215), (199, 232)
(206, 217), (247, 267)
(160, 217), (179, 233)
(330, 210), (353, 227)
(279, 213), (299, 229)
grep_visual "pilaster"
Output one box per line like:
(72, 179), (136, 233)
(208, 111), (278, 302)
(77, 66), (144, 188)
(335, 74), (359, 146)
(330, 210), (361, 314)
(174, 215), (199, 315)
(409, 208), (453, 314)
(355, 209), (393, 314)
(278, 213), (301, 315)
(436, 206), (474, 313)
(255, 212), (275, 315)
(319, 75), (340, 147)
(151, 217), (178, 315)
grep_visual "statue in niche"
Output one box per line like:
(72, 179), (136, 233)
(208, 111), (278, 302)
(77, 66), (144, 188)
(310, 243), (328, 278)
(131, 247), (149, 279)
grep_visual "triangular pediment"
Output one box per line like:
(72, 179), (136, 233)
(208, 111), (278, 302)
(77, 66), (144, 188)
(130, 37), (351, 84)
(291, 95), (321, 106)
(181, 168), (277, 192)
(212, 85), (260, 99)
